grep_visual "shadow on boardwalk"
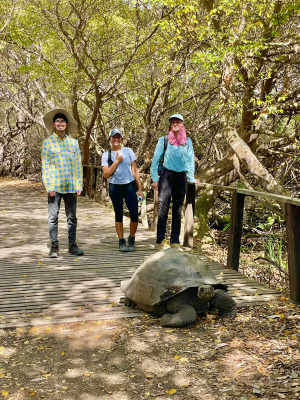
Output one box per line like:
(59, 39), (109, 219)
(0, 179), (157, 327)
(0, 179), (281, 328)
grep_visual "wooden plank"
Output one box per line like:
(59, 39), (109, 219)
(0, 303), (131, 317)
(227, 191), (245, 271)
(0, 309), (144, 322)
(0, 270), (137, 284)
(0, 301), (125, 313)
(0, 291), (121, 303)
(0, 300), (126, 314)
(0, 267), (139, 278)
(0, 252), (156, 264)
(2, 300), (125, 312)
(0, 311), (146, 329)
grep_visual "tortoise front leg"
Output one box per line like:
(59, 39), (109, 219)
(125, 297), (137, 308)
(209, 289), (237, 317)
(161, 294), (197, 327)
(161, 305), (197, 327)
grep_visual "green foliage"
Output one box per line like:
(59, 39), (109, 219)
(1, 0), (300, 190)
(222, 215), (230, 231)
(258, 216), (276, 232)
(264, 236), (287, 271)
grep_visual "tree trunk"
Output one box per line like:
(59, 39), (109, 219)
(195, 187), (220, 243)
(195, 169), (238, 243)
(224, 127), (289, 196)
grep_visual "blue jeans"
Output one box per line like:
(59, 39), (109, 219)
(157, 168), (186, 244)
(108, 180), (138, 223)
(48, 192), (77, 246)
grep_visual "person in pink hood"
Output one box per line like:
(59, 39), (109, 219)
(150, 114), (195, 250)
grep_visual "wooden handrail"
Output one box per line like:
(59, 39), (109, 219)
(196, 182), (300, 206)
(195, 182), (300, 304)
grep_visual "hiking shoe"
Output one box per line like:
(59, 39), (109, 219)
(119, 238), (129, 252)
(157, 240), (170, 251)
(68, 243), (84, 256)
(128, 235), (136, 252)
(49, 245), (59, 258)
(170, 243), (183, 251)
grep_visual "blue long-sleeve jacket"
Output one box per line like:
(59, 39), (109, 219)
(150, 136), (195, 183)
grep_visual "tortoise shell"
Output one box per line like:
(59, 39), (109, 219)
(121, 249), (227, 314)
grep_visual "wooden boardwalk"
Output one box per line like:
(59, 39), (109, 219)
(0, 183), (281, 328)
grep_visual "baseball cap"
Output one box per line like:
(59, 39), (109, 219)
(109, 128), (123, 138)
(169, 113), (184, 122)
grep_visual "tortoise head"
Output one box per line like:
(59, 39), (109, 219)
(197, 285), (215, 301)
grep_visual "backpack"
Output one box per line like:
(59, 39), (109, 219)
(157, 135), (168, 176)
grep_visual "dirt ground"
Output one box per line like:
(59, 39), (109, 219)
(1, 178), (300, 400)
(1, 303), (300, 400)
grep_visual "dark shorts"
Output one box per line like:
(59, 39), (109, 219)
(108, 180), (138, 223)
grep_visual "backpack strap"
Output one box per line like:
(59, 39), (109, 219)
(163, 135), (168, 154)
(108, 149), (113, 167)
(157, 135), (169, 176)
(161, 135), (168, 163)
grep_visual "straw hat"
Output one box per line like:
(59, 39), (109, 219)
(43, 108), (78, 135)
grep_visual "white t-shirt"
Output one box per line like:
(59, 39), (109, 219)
(101, 147), (136, 185)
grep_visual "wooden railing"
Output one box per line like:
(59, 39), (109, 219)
(83, 166), (300, 304)
(195, 183), (300, 304)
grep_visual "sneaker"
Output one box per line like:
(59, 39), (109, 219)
(170, 243), (182, 250)
(68, 243), (84, 256)
(49, 245), (59, 258)
(128, 236), (136, 252)
(119, 238), (129, 252)
(156, 240), (170, 251)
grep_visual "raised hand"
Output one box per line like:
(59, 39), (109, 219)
(115, 152), (124, 164)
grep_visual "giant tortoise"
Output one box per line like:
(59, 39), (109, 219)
(121, 249), (237, 327)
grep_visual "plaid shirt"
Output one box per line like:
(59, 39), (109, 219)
(41, 133), (83, 193)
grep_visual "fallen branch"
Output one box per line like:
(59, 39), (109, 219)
(254, 257), (289, 277)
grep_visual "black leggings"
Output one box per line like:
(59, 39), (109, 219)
(109, 180), (138, 223)
(157, 167), (186, 244)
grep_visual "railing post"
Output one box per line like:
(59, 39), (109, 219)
(141, 191), (148, 228)
(227, 190), (245, 271)
(153, 189), (159, 233)
(102, 177), (107, 202)
(285, 203), (300, 303)
(90, 167), (98, 199)
(183, 183), (195, 248)
(82, 166), (87, 197)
